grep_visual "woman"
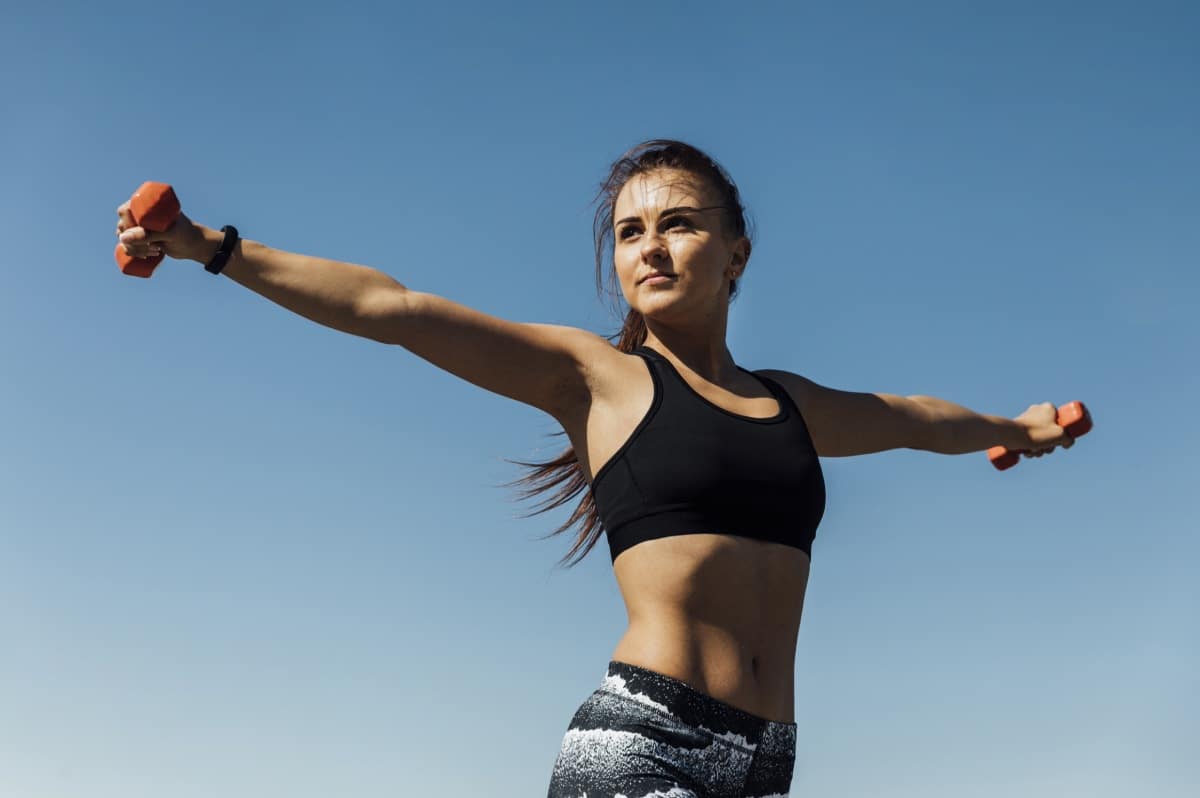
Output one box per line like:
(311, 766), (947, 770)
(116, 140), (1075, 798)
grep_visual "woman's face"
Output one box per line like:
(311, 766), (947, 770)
(612, 168), (748, 320)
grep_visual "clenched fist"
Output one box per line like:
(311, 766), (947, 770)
(1014, 402), (1076, 458)
(116, 200), (211, 264)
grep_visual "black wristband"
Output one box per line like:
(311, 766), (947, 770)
(204, 225), (239, 275)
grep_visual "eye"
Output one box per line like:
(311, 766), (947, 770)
(663, 216), (691, 230)
(618, 226), (639, 240)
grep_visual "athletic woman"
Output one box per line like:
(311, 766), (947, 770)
(116, 140), (1076, 798)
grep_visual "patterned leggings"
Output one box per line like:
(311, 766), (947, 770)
(546, 661), (796, 798)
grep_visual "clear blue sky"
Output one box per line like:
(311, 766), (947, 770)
(2, 1), (1196, 796)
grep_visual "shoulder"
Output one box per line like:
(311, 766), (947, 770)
(753, 368), (846, 456)
(751, 367), (933, 457)
(751, 368), (820, 409)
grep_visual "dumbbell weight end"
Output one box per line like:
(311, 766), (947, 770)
(114, 182), (181, 278)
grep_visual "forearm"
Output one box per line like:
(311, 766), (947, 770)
(911, 395), (1029, 454)
(192, 225), (406, 338)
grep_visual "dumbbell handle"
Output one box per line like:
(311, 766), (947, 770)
(988, 401), (1093, 471)
(114, 182), (181, 278)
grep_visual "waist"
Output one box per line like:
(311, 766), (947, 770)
(612, 620), (797, 724)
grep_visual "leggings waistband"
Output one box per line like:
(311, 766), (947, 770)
(599, 660), (796, 751)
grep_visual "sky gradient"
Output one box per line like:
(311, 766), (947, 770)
(2, 1), (1197, 795)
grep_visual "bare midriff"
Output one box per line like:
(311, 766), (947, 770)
(558, 344), (814, 726)
(608, 532), (810, 724)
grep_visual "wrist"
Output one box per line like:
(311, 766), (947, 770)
(1002, 418), (1033, 450)
(190, 224), (225, 264)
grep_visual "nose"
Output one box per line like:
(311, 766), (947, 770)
(640, 229), (668, 264)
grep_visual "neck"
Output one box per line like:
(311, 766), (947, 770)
(642, 317), (737, 383)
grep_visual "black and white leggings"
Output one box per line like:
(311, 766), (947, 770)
(547, 660), (796, 798)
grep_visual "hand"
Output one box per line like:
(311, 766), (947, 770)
(1013, 402), (1076, 458)
(116, 201), (211, 263)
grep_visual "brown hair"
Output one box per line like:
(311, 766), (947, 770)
(500, 139), (754, 569)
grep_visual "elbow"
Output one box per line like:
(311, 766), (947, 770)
(357, 285), (416, 344)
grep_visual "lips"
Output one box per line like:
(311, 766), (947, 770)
(640, 272), (676, 283)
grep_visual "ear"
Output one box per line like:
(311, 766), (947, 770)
(730, 236), (751, 269)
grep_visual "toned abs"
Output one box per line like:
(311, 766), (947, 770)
(556, 347), (812, 724)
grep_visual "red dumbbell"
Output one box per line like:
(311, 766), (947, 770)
(114, 181), (180, 278)
(988, 401), (1093, 470)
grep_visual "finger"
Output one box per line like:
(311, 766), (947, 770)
(118, 227), (163, 257)
(119, 226), (165, 245)
(119, 234), (160, 250)
(119, 226), (146, 244)
(121, 242), (164, 257)
(121, 244), (162, 258)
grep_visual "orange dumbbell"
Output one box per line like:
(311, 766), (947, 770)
(988, 401), (1093, 470)
(114, 181), (180, 278)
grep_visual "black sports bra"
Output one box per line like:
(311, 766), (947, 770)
(589, 345), (826, 564)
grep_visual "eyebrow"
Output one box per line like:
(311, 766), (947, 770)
(614, 205), (725, 228)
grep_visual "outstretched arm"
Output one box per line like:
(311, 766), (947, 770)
(116, 208), (609, 420)
(758, 370), (1071, 458)
(904, 395), (1043, 455)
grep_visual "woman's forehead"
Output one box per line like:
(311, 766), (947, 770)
(615, 170), (712, 216)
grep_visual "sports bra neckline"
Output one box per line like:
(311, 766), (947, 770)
(636, 344), (788, 424)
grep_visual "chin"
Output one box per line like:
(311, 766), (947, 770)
(639, 300), (690, 322)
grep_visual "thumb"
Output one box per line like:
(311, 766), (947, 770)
(119, 226), (153, 244)
(120, 212), (189, 245)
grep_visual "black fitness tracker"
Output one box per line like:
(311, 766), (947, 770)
(204, 225), (239, 275)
